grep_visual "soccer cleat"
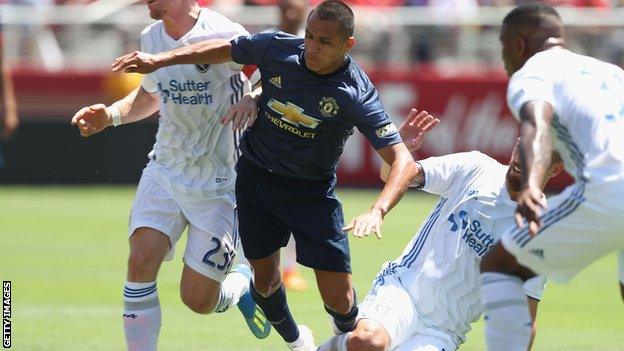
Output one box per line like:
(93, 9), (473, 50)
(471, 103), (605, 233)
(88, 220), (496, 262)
(232, 264), (272, 339)
(288, 325), (316, 351)
(283, 268), (308, 292)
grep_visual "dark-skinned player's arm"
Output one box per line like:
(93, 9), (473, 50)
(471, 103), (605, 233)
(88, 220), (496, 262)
(380, 109), (439, 187)
(515, 100), (555, 236)
(112, 39), (234, 74)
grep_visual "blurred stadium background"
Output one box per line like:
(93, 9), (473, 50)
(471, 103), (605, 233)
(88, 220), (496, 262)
(1, 1), (623, 350)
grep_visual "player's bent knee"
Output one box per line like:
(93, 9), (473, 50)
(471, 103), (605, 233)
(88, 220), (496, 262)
(127, 251), (161, 281)
(180, 291), (218, 314)
(348, 326), (389, 351)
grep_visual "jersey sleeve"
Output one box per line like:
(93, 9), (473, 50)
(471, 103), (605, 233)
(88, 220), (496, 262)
(139, 30), (159, 94)
(348, 88), (402, 150)
(507, 59), (557, 121)
(230, 32), (275, 66)
(523, 276), (547, 301)
(418, 151), (485, 195)
(216, 15), (250, 72)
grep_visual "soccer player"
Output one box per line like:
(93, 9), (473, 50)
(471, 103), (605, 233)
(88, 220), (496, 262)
(112, 1), (418, 350)
(316, 110), (562, 351)
(479, 4), (624, 350)
(70, 1), (270, 350)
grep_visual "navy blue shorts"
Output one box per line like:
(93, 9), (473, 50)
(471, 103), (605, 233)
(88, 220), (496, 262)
(235, 156), (351, 273)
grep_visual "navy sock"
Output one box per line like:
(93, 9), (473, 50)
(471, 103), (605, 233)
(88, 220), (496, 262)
(250, 282), (299, 342)
(325, 289), (358, 333)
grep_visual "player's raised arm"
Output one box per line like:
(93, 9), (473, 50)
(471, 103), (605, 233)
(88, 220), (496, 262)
(112, 39), (234, 74)
(514, 100), (554, 235)
(71, 85), (159, 137)
(380, 108), (439, 186)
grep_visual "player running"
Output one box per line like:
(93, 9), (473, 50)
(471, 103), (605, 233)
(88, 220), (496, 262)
(479, 4), (624, 350)
(71, 1), (270, 350)
(111, 1), (418, 350)
(317, 110), (562, 351)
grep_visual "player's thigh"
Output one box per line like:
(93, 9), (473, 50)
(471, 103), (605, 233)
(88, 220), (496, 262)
(502, 182), (621, 283)
(359, 275), (417, 350)
(183, 199), (237, 284)
(235, 158), (291, 260)
(129, 170), (188, 262)
(279, 186), (350, 273)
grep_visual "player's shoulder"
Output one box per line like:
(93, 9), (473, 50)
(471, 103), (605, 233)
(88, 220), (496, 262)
(140, 20), (163, 38)
(267, 31), (304, 49)
(345, 57), (374, 93)
(200, 8), (240, 28)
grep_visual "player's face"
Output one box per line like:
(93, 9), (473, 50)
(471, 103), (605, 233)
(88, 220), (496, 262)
(506, 140), (523, 193)
(304, 17), (354, 75)
(499, 24), (524, 76)
(145, 0), (174, 20)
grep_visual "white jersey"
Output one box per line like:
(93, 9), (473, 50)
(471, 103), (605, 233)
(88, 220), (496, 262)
(507, 48), (624, 183)
(140, 9), (250, 197)
(370, 151), (544, 346)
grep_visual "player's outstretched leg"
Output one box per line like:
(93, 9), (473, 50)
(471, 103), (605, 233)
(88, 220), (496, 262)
(124, 228), (170, 351)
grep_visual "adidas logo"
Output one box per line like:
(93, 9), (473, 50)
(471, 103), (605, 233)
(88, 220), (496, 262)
(529, 249), (545, 259)
(269, 76), (282, 88)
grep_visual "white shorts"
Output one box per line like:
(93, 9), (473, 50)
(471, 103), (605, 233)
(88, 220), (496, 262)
(358, 275), (457, 351)
(502, 181), (624, 283)
(128, 167), (237, 283)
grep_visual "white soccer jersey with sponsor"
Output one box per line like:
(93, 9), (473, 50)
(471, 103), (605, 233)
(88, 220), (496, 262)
(140, 9), (250, 197)
(507, 48), (624, 183)
(369, 151), (544, 346)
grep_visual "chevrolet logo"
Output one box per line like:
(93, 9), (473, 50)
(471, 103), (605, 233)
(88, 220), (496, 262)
(267, 99), (321, 129)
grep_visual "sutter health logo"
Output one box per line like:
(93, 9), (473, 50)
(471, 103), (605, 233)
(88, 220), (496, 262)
(158, 79), (213, 105)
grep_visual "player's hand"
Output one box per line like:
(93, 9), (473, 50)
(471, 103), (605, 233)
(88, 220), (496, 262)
(71, 104), (111, 137)
(399, 108), (439, 152)
(112, 51), (163, 74)
(222, 91), (259, 131)
(343, 208), (384, 239)
(514, 185), (547, 236)
(2, 112), (19, 141)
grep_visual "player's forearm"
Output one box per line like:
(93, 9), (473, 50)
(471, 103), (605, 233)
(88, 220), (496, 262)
(519, 102), (553, 189)
(372, 146), (418, 216)
(158, 39), (233, 67)
(380, 160), (424, 188)
(108, 87), (159, 126)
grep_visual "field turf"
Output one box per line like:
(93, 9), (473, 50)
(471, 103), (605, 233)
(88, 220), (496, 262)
(1, 186), (622, 350)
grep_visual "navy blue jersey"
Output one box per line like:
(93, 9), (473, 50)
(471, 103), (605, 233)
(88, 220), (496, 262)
(230, 32), (402, 180)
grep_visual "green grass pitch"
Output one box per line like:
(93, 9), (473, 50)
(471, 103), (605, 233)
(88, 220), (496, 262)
(1, 186), (622, 350)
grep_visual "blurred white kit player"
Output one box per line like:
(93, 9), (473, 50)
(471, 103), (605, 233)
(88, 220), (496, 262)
(71, 3), (269, 351)
(502, 48), (624, 283)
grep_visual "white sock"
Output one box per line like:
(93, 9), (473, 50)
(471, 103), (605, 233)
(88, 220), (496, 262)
(123, 281), (160, 351)
(316, 332), (350, 351)
(214, 269), (249, 313)
(481, 272), (532, 351)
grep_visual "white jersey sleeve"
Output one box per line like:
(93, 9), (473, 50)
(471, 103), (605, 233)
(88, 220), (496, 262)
(417, 151), (488, 196)
(507, 53), (559, 120)
(204, 9), (250, 72)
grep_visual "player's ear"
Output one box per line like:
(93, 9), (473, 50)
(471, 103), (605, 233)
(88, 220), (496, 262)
(344, 37), (355, 52)
(516, 36), (526, 57)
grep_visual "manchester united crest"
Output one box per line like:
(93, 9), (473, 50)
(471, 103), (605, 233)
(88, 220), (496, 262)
(319, 97), (339, 117)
